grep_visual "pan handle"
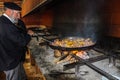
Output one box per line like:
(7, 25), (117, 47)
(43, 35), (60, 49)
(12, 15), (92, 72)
(42, 36), (53, 43)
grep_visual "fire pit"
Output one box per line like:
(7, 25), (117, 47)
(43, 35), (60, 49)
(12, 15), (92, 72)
(42, 36), (119, 80)
(28, 36), (120, 80)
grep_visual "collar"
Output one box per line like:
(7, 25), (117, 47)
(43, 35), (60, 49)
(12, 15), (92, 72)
(3, 13), (14, 23)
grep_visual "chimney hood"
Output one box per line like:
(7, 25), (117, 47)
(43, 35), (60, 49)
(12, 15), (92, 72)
(21, 0), (52, 17)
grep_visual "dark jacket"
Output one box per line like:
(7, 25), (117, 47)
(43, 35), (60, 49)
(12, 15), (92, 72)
(0, 15), (31, 71)
(17, 19), (29, 62)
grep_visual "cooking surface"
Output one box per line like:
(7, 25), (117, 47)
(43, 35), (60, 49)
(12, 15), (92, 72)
(28, 37), (120, 80)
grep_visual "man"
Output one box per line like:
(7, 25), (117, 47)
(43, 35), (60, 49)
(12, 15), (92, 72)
(0, 2), (31, 80)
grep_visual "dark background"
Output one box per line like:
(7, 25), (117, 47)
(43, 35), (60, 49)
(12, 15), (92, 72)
(52, 0), (106, 42)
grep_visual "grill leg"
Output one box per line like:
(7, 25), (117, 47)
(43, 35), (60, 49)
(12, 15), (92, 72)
(75, 65), (79, 79)
(108, 56), (116, 67)
(113, 58), (116, 66)
(75, 65), (85, 80)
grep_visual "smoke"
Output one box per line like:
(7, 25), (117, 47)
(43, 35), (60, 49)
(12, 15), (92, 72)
(75, 0), (105, 41)
(53, 0), (105, 41)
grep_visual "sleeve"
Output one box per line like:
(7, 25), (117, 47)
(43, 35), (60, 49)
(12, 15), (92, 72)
(5, 24), (31, 47)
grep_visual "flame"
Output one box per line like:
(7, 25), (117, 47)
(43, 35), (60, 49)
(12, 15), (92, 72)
(71, 50), (89, 59)
(71, 50), (79, 54)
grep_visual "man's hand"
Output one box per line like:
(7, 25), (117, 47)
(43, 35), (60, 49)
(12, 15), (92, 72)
(27, 30), (34, 36)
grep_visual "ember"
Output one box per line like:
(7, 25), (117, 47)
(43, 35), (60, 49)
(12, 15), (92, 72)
(75, 51), (89, 59)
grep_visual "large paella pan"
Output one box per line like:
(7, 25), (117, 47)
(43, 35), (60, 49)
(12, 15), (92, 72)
(48, 37), (96, 51)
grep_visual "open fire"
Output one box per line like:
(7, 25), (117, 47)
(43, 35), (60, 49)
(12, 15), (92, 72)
(54, 50), (89, 64)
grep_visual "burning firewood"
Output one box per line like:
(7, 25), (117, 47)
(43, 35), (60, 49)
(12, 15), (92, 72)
(54, 50), (62, 58)
(54, 50), (89, 64)
(69, 57), (78, 63)
(55, 55), (72, 64)
(76, 51), (89, 59)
